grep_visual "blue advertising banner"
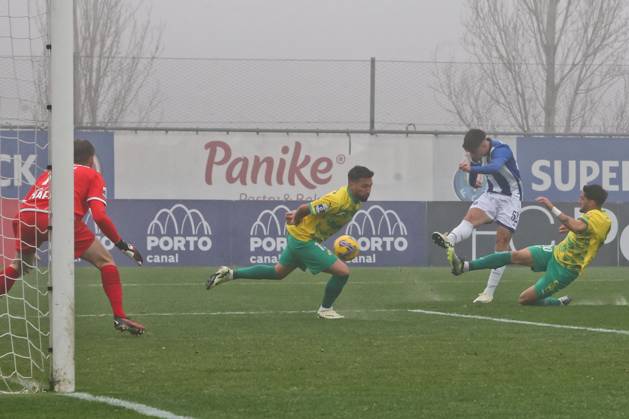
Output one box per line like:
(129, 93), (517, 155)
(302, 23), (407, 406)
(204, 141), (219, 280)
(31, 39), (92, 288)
(92, 200), (427, 267)
(517, 137), (629, 203)
(0, 130), (114, 199)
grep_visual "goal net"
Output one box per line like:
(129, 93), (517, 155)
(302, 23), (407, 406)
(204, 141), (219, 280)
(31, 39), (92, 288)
(0, 0), (50, 393)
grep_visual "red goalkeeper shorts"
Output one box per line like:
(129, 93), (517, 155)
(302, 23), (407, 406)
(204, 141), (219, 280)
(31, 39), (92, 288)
(13, 211), (95, 258)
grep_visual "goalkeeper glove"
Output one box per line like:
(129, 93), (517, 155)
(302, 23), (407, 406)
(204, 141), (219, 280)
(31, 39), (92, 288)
(115, 240), (143, 266)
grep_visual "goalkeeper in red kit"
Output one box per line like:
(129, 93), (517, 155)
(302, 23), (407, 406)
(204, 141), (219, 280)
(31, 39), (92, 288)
(0, 139), (145, 335)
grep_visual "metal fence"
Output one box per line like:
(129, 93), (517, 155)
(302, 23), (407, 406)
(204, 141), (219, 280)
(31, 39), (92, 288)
(78, 56), (629, 134)
(4, 55), (629, 135)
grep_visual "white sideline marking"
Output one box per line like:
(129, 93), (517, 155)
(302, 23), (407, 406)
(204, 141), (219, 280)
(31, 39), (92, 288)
(408, 308), (629, 336)
(76, 308), (405, 318)
(64, 392), (193, 419)
(77, 308), (629, 336)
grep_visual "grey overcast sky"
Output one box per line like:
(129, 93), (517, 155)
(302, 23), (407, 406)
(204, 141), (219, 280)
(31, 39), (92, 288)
(149, 0), (467, 60)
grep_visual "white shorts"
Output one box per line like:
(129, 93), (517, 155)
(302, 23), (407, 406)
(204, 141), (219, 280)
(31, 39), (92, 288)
(470, 192), (521, 232)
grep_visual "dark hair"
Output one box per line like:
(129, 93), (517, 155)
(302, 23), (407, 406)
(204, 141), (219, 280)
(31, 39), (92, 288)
(74, 139), (95, 164)
(583, 184), (607, 207)
(348, 165), (374, 181)
(463, 128), (487, 152)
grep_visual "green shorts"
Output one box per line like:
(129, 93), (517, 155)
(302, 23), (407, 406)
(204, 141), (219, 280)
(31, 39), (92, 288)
(279, 234), (338, 275)
(527, 245), (579, 298)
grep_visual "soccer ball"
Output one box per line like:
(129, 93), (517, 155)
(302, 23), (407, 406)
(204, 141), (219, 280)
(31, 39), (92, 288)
(333, 235), (360, 261)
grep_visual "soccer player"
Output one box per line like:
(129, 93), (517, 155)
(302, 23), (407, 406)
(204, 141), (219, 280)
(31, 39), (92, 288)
(0, 139), (145, 335)
(447, 185), (611, 306)
(432, 128), (522, 304)
(206, 165), (374, 320)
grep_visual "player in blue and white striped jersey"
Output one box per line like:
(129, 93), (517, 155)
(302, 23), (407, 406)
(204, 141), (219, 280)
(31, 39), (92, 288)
(432, 129), (522, 303)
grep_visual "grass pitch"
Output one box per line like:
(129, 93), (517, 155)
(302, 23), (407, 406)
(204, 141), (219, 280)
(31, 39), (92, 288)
(2, 266), (629, 418)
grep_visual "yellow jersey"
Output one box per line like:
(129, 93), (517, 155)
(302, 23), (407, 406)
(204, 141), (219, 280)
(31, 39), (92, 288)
(287, 185), (362, 242)
(553, 208), (611, 272)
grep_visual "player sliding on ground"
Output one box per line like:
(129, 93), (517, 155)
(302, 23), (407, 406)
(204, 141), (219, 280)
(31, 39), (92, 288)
(207, 165), (374, 319)
(0, 139), (145, 335)
(446, 185), (610, 306)
(432, 128), (523, 304)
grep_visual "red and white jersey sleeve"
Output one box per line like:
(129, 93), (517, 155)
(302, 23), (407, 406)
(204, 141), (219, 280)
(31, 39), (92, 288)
(74, 164), (108, 219)
(19, 170), (52, 213)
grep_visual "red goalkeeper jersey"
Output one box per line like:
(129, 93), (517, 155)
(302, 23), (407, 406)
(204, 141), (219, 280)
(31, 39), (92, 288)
(20, 164), (108, 219)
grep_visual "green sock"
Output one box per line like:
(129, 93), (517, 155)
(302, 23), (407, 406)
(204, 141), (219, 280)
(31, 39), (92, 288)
(233, 265), (280, 280)
(469, 251), (512, 271)
(533, 297), (561, 306)
(321, 275), (349, 308)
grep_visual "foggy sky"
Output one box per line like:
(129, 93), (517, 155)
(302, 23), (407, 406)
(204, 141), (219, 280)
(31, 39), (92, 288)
(149, 0), (467, 60)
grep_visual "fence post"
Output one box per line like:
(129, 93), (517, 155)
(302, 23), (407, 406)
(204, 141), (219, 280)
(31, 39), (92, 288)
(369, 57), (375, 134)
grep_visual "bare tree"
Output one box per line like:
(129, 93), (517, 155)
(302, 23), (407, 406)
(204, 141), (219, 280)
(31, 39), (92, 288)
(73, 0), (163, 127)
(434, 0), (629, 133)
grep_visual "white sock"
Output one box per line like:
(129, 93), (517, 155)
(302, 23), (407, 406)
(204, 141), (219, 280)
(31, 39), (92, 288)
(447, 220), (474, 245)
(483, 266), (506, 296)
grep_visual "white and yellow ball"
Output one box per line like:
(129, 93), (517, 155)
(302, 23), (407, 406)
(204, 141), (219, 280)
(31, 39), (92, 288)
(333, 235), (360, 261)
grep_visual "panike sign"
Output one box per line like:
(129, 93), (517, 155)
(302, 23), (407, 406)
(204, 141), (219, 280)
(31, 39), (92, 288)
(517, 137), (629, 202)
(114, 132), (430, 201)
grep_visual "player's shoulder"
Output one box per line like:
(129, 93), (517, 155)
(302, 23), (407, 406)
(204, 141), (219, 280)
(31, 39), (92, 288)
(582, 209), (611, 234)
(74, 164), (101, 179)
(34, 170), (51, 184)
(320, 185), (347, 200)
(490, 138), (513, 153)
(585, 208), (611, 224)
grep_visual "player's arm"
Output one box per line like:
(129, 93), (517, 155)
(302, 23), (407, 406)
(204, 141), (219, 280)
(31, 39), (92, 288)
(535, 197), (588, 234)
(460, 148), (510, 175)
(88, 200), (143, 265)
(286, 204), (311, 225)
(286, 193), (337, 225)
(468, 162), (482, 187)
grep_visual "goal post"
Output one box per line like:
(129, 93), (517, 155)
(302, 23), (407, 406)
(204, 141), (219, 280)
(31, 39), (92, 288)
(49, 0), (75, 393)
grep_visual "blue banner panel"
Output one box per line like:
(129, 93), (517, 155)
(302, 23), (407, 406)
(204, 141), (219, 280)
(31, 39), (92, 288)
(0, 130), (114, 199)
(517, 137), (629, 203)
(91, 200), (427, 267)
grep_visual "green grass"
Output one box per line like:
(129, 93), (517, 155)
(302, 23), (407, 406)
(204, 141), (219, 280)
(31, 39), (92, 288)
(2, 266), (629, 418)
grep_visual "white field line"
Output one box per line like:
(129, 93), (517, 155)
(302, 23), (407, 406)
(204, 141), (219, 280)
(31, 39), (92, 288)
(78, 281), (429, 287)
(63, 392), (193, 419)
(76, 308), (629, 336)
(77, 278), (629, 287)
(408, 308), (629, 336)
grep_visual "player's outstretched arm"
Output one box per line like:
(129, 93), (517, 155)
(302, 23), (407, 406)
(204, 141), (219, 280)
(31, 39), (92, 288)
(89, 200), (143, 265)
(536, 197), (587, 234)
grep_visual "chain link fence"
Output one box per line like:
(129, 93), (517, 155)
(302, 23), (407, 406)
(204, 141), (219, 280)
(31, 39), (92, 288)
(4, 55), (629, 134)
(81, 56), (628, 134)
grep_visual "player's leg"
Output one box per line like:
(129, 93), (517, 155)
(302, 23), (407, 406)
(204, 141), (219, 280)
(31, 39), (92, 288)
(432, 193), (495, 249)
(448, 246), (534, 275)
(0, 257), (27, 295)
(2, 213), (47, 295)
(319, 259), (350, 319)
(475, 224), (513, 304)
(292, 239), (347, 319)
(519, 253), (578, 306)
(206, 235), (301, 289)
(78, 226), (144, 335)
(233, 263), (296, 280)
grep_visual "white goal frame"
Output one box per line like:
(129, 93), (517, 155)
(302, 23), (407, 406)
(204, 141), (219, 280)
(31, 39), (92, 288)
(48, 0), (74, 393)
